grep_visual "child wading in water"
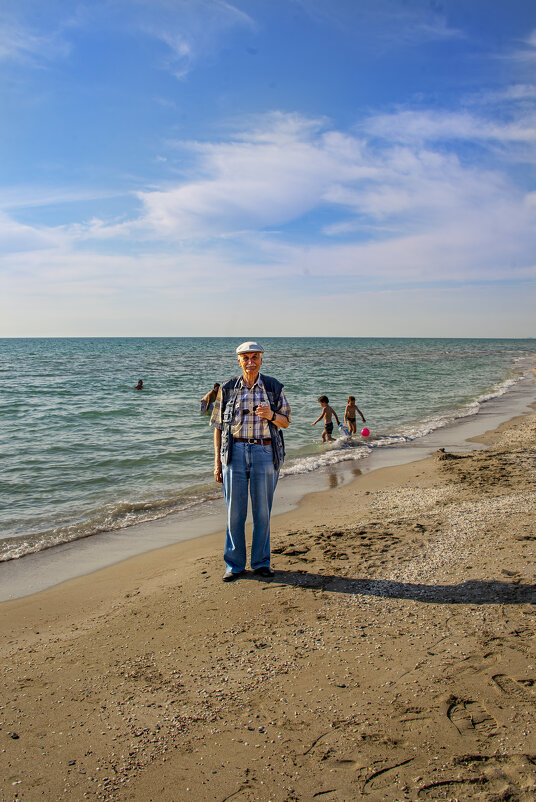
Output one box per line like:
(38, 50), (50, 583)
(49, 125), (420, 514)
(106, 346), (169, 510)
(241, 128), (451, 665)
(344, 395), (366, 435)
(311, 395), (340, 442)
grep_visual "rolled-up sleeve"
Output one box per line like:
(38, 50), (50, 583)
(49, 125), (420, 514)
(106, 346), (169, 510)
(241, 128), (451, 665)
(277, 390), (291, 422)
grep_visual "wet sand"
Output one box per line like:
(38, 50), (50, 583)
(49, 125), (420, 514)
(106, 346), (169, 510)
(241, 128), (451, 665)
(1, 412), (535, 801)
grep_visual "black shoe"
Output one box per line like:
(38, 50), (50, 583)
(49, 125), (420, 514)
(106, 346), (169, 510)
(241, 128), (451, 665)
(222, 570), (243, 582)
(254, 566), (275, 577)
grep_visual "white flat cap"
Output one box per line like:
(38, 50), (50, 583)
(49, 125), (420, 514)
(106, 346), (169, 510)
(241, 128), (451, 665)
(236, 341), (265, 354)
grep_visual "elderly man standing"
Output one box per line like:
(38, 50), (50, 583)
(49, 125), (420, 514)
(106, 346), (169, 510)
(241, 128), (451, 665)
(211, 341), (291, 582)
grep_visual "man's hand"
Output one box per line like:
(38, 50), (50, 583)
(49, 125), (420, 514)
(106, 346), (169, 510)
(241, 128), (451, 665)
(214, 462), (223, 483)
(255, 403), (272, 420)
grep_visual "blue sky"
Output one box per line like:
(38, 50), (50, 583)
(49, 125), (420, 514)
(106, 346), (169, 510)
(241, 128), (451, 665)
(1, 0), (536, 337)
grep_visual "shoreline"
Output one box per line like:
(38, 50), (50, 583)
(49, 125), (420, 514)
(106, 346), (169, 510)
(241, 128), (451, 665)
(1, 405), (535, 800)
(1, 374), (536, 602)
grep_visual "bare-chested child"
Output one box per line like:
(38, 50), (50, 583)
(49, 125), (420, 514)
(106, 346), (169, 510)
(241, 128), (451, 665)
(311, 395), (340, 442)
(344, 395), (366, 435)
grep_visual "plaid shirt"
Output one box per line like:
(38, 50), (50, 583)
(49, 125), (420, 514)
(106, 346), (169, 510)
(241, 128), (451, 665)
(210, 375), (291, 440)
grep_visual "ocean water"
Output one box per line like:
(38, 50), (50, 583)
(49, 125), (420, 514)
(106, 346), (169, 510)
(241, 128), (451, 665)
(1, 337), (535, 562)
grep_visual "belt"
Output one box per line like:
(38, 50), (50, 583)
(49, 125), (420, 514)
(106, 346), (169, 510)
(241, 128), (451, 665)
(234, 437), (272, 445)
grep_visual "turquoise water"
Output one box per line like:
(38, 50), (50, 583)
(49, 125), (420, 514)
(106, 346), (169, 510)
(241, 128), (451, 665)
(1, 337), (535, 561)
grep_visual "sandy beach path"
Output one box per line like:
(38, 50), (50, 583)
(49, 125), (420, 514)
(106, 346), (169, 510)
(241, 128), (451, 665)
(1, 414), (535, 801)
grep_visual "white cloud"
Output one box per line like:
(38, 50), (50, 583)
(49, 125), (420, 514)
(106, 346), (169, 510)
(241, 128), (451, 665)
(157, 32), (192, 79)
(0, 212), (64, 252)
(2, 101), (536, 322)
(292, 0), (462, 43)
(125, 107), (536, 285)
(135, 113), (380, 238)
(0, 20), (70, 64)
(364, 109), (536, 147)
(1, 0), (254, 79)
(138, 0), (255, 79)
(513, 27), (536, 61)
(469, 84), (536, 106)
(272, 212), (536, 284)
(0, 186), (127, 212)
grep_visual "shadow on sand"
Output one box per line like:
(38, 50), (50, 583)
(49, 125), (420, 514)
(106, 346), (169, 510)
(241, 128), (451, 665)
(244, 570), (535, 605)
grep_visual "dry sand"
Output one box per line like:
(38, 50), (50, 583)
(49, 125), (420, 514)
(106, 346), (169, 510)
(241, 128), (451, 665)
(1, 413), (535, 801)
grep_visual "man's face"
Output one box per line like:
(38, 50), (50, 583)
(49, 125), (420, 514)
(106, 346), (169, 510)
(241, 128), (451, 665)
(238, 351), (262, 372)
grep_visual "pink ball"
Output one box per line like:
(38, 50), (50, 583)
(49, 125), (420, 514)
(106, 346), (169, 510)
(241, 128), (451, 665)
(361, 427), (370, 437)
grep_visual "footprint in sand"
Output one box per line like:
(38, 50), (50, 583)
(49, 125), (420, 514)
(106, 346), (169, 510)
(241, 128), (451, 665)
(491, 673), (536, 703)
(273, 543), (311, 556)
(418, 777), (487, 798)
(449, 754), (536, 799)
(324, 550), (350, 560)
(285, 546), (311, 556)
(446, 697), (498, 737)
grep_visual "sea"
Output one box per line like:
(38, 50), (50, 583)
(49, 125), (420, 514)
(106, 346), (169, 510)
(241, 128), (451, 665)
(2, 337), (535, 564)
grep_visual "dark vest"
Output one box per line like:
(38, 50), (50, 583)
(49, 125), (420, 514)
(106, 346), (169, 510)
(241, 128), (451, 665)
(219, 373), (286, 470)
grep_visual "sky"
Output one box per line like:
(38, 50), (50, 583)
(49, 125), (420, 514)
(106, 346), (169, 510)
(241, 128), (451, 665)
(1, 0), (536, 337)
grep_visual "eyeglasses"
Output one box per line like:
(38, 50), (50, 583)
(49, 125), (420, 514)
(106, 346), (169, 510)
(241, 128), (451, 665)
(242, 405), (258, 416)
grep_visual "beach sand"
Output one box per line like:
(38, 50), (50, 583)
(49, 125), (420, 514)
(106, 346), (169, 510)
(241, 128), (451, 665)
(1, 412), (535, 801)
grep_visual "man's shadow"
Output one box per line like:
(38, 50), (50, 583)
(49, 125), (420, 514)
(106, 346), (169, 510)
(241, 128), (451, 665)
(245, 570), (535, 605)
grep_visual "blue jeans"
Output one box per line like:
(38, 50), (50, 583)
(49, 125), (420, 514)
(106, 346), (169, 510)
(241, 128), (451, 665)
(222, 441), (279, 573)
